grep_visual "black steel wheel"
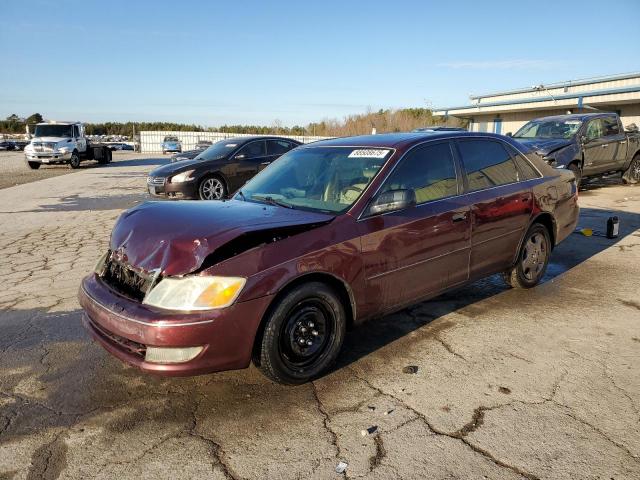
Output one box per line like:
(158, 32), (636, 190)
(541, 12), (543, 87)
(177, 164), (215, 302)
(257, 282), (346, 384)
(27, 161), (40, 170)
(502, 223), (551, 289)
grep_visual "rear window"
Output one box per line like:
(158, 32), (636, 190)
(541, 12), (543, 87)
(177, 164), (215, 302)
(267, 140), (294, 155)
(457, 139), (520, 191)
(505, 144), (541, 180)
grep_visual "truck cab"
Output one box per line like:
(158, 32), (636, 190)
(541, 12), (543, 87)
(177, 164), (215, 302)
(24, 121), (111, 170)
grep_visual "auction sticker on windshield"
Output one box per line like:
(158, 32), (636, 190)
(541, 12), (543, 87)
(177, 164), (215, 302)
(348, 149), (390, 158)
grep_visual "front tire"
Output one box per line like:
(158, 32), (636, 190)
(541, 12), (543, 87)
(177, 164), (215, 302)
(502, 224), (551, 289)
(568, 162), (582, 188)
(27, 161), (41, 170)
(69, 151), (80, 169)
(622, 154), (640, 184)
(198, 176), (227, 200)
(257, 282), (346, 385)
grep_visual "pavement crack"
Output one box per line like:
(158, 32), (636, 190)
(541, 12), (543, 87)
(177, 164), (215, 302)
(347, 367), (540, 480)
(453, 406), (486, 438)
(434, 334), (468, 362)
(187, 396), (241, 480)
(311, 381), (347, 476)
(553, 401), (640, 462)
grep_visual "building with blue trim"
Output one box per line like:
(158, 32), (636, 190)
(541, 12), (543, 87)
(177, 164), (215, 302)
(434, 72), (640, 135)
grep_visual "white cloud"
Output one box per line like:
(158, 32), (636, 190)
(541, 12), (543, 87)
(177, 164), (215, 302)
(436, 59), (561, 70)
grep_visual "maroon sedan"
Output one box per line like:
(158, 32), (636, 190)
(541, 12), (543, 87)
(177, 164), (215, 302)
(79, 132), (579, 384)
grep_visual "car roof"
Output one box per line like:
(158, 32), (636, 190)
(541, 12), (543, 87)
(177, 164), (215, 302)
(302, 131), (506, 149)
(228, 135), (302, 144)
(530, 113), (616, 122)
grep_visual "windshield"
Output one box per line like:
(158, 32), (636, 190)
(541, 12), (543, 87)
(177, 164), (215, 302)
(514, 119), (582, 139)
(34, 124), (73, 138)
(163, 136), (179, 142)
(195, 140), (240, 161)
(238, 146), (390, 213)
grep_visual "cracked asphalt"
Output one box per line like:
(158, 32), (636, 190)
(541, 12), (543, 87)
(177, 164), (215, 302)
(0, 153), (639, 480)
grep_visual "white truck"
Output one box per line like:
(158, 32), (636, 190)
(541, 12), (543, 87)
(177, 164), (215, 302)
(24, 121), (112, 170)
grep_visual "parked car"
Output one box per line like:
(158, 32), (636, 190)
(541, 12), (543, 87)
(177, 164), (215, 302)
(161, 136), (182, 154)
(510, 113), (640, 185)
(171, 140), (213, 163)
(148, 136), (301, 199)
(79, 131), (579, 384)
(0, 140), (13, 150)
(12, 140), (29, 151)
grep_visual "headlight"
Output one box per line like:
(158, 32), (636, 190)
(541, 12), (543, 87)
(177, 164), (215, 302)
(94, 251), (110, 275)
(58, 147), (70, 153)
(171, 170), (195, 183)
(143, 276), (246, 311)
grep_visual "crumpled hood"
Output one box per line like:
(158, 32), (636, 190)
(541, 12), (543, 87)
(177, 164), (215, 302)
(516, 138), (573, 156)
(110, 200), (334, 276)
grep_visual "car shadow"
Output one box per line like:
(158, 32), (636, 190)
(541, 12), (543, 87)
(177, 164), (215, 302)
(334, 204), (640, 370)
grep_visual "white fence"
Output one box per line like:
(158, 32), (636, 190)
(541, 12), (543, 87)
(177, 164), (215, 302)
(139, 131), (329, 153)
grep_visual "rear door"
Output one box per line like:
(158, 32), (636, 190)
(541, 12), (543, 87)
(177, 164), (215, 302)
(455, 138), (534, 280)
(359, 141), (470, 313)
(265, 140), (297, 169)
(603, 116), (628, 170)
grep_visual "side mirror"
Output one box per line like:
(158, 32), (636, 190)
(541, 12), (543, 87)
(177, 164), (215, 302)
(368, 189), (416, 215)
(580, 135), (588, 144)
(234, 153), (247, 160)
(505, 132), (512, 137)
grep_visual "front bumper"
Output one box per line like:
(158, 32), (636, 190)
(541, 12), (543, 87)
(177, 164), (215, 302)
(78, 274), (273, 376)
(25, 151), (72, 163)
(147, 179), (198, 199)
(162, 146), (182, 152)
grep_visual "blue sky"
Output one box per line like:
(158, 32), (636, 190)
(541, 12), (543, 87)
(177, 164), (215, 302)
(1, 0), (639, 126)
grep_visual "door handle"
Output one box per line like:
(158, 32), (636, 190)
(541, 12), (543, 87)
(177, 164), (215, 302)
(619, 141), (627, 144)
(452, 212), (467, 223)
(601, 144), (609, 148)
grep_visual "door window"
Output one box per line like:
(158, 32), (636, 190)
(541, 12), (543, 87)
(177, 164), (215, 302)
(585, 119), (605, 140)
(380, 142), (458, 204)
(267, 140), (294, 156)
(602, 117), (620, 136)
(457, 139), (520, 191)
(238, 140), (266, 159)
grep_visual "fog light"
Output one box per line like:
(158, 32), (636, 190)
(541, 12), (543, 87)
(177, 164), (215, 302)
(145, 346), (204, 364)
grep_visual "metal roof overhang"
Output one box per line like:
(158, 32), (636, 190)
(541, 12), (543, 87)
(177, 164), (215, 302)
(434, 85), (640, 117)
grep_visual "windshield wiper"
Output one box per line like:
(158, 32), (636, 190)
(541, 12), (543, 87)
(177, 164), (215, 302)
(251, 194), (293, 209)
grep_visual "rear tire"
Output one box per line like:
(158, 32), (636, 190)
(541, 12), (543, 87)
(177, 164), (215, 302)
(502, 224), (551, 289)
(568, 162), (582, 188)
(257, 282), (346, 385)
(622, 154), (640, 185)
(27, 161), (40, 170)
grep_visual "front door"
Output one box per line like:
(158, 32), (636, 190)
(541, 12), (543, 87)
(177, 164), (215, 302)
(582, 118), (616, 175)
(234, 140), (268, 188)
(359, 141), (470, 314)
(454, 138), (534, 279)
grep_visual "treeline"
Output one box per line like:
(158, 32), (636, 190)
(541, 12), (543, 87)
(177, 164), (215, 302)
(2, 108), (463, 137)
(307, 108), (461, 136)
